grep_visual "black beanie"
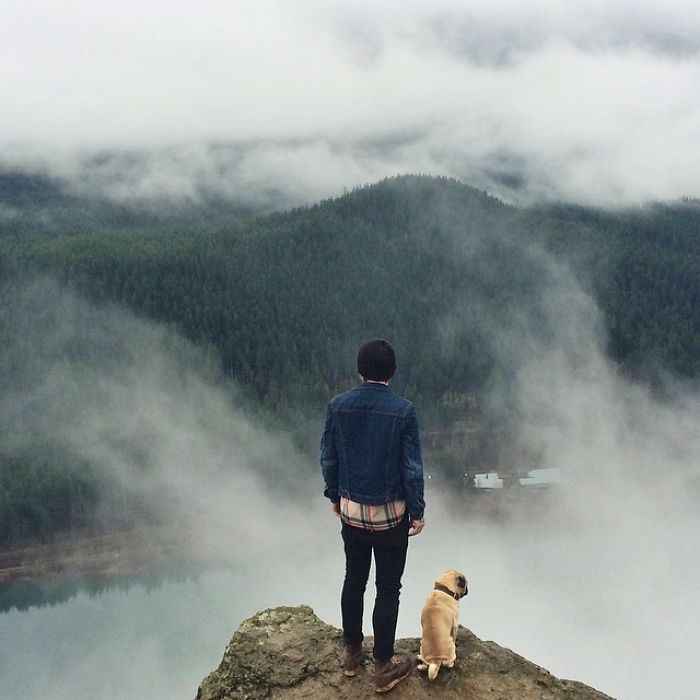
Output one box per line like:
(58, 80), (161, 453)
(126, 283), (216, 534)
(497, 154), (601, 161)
(357, 339), (396, 381)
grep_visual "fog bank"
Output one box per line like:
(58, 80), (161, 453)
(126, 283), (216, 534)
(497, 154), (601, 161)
(0, 272), (699, 699)
(3, 1), (700, 205)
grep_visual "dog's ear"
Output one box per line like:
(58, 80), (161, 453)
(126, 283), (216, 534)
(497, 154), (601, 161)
(457, 574), (466, 589)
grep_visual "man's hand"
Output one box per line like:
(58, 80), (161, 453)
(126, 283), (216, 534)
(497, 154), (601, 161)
(409, 519), (425, 536)
(331, 501), (341, 517)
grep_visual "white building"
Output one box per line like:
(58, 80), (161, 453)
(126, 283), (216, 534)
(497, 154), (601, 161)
(473, 472), (504, 489)
(470, 468), (563, 489)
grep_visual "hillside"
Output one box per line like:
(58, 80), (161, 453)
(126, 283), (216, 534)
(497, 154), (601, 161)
(3, 175), (699, 399)
(195, 605), (615, 700)
(1, 174), (699, 548)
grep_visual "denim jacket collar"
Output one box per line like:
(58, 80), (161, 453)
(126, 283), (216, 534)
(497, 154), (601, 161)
(359, 381), (391, 390)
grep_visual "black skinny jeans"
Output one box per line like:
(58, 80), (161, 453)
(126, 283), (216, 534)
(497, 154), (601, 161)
(340, 514), (409, 662)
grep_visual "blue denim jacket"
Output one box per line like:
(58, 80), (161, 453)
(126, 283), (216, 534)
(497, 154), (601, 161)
(320, 382), (425, 521)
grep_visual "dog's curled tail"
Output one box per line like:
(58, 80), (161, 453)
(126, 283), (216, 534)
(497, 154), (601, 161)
(428, 662), (441, 680)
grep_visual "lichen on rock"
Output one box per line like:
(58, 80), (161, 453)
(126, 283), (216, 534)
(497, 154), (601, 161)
(196, 606), (343, 700)
(196, 605), (616, 700)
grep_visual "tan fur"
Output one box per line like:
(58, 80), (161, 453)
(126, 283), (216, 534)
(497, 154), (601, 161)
(417, 569), (468, 680)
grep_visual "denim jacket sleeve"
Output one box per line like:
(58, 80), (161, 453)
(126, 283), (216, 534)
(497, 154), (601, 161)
(320, 404), (340, 502)
(401, 405), (425, 521)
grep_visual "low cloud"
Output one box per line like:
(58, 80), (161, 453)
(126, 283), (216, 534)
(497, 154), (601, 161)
(1, 231), (699, 699)
(424, 223), (700, 699)
(0, 279), (327, 564)
(2, 1), (699, 206)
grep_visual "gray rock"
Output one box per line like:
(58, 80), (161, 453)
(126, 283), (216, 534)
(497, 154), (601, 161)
(196, 605), (615, 700)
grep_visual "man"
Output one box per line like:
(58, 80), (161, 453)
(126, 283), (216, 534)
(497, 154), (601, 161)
(321, 339), (426, 693)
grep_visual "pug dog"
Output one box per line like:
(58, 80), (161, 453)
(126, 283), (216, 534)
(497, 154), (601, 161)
(417, 569), (468, 680)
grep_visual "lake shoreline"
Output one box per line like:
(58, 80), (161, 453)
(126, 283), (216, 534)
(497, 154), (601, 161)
(0, 527), (190, 586)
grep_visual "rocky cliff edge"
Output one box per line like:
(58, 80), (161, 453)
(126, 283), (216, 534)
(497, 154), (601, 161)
(195, 605), (615, 700)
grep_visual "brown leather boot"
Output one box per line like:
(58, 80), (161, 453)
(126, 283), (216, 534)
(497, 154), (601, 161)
(342, 643), (364, 677)
(373, 655), (411, 693)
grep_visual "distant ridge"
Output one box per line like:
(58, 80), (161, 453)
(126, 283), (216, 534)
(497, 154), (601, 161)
(2, 174), (699, 549)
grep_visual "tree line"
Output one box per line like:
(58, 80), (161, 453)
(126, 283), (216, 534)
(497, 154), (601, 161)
(1, 174), (698, 545)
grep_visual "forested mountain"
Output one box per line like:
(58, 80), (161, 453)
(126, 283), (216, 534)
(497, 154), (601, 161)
(1, 174), (699, 545)
(3, 174), (699, 395)
(530, 200), (700, 377)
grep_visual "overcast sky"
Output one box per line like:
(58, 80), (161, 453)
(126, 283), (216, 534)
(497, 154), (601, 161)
(2, 0), (700, 205)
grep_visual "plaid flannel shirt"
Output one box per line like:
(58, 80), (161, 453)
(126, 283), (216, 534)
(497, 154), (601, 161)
(340, 497), (406, 532)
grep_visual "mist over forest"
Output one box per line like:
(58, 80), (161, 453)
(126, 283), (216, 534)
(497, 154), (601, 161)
(1, 165), (699, 700)
(1, 172), (699, 700)
(1, 173), (699, 549)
